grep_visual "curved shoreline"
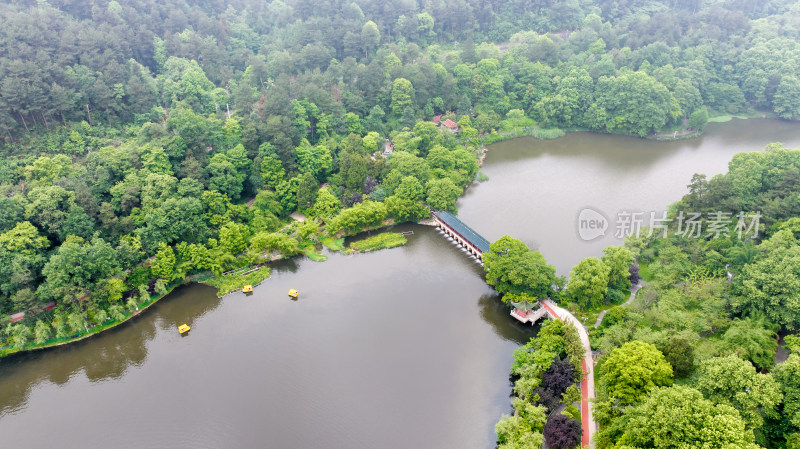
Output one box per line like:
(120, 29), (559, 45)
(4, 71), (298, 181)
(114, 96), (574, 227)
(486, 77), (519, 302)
(0, 282), (181, 358)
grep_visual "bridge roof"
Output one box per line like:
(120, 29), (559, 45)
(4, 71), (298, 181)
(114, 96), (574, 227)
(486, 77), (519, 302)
(435, 211), (491, 253)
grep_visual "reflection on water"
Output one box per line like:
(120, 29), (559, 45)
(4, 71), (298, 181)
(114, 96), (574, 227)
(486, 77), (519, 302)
(478, 293), (539, 346)
(0, 226), (531, 449)
(0, 284), (220, 415)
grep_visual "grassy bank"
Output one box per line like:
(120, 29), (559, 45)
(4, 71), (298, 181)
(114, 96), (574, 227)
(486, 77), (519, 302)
(301, 246), (328, 261)
(321, 237), (346, 251)
(482, 126), (565, 144)
(707, 110), (769, 123)
(202, 266), (272, 297)
(348, 232), (408, 253)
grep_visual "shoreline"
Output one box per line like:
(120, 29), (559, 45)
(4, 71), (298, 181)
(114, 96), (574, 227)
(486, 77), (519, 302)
(0, 282), (182, 358)
(0, 132), (551, 359)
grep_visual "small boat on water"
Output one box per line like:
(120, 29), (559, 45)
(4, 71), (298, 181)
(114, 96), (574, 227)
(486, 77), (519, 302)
(178, 324), (191, 334)
(242, 285), (253, 293)
(288, 289), (298, 298)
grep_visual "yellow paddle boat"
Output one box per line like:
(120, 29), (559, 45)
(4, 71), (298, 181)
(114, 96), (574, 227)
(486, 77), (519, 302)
(242, 285), (253, 293)
(288, 289), (298, 298)
(178, 324), (191, 334)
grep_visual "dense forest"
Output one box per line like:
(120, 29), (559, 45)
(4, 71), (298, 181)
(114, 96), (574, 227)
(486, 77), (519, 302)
(2, 0), (800, 445)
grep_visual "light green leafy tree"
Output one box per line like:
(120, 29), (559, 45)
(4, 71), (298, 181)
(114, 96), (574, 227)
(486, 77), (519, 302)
(425, 178), (461, 213)
(773, 76), (800, 120)
(218, 221), (250, 255)
(391, 78), (415, 116)
(9, 324), (32, 347)
(602, 246), (635, 292)
(614, 386), (759, 449)
(720, 315), (778, 371)
(693, 355), (781, 430)
(734, 231), (800, 330)
(151, 242), (177, 281)
(483, 236), (557, 300)
(308, 188), (341, 220)
(601, 340), (673, 405)
(506, 108), (525, 136)
(568, 257), (610, 309)
(776, 354), (800, 431)
(260, 156), (286, 190)
(360, 21), (380, 58)
(33, 320), (50, 344)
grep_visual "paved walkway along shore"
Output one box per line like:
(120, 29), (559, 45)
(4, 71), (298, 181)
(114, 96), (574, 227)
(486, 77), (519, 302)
(540, 299), (596, 448)
(594, 281), (645, 329)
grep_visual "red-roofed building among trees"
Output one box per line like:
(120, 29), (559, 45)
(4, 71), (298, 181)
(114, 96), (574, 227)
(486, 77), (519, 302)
(440, 119), (459, 133)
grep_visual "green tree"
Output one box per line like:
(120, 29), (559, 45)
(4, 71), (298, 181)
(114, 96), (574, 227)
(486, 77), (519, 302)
(67, 311), (87, 334)
(296, 172), (319, 211)
(658, 336), (695, 378)
(308, 188), (341, 219)
(483, 236), (557, 299)
(249, 232), (300, 258)
(109, 304), (126, 322)
(693, 355), (781, 430)
(275, 176), (300, 215)
(426, 145), (455, 172)
(154, 278), (168, 296)
(734, 232), (800, 330)
(388, 151), (430, 183)
(38, 236), (120, 306)
(327, 201), (388, 235)
(614, 386), (759, 449)
(495, 414), (544, 449)
(391, 78), (415, 116)
(24, 185), (75, 239)
(151, 242), (177, 281)
(8, 324), (32, 347)
(260, 155), (286, 190)
(720, 316), (778, 371)
(385, 195), (429, 223)
(689, 106), (709, 132)
(594, 71), (679, 137)
(773, 76), (800, 120)
(775, 354), (800, 431)
(601, 246), (635, 292)
(360, 20), (380, 58)
(506, 108), (525, 136)
(568, 257), (610, 309)
(345, 113), (364, 135)
(218, 221), (250, 255)
(385, 176), (429, 223)
(206, 153), (245, 200)
(425, 178), (461, 212)
(601, 341), (673, 405)
(295, 142), (332, 182)
(33, 320), (50, 344)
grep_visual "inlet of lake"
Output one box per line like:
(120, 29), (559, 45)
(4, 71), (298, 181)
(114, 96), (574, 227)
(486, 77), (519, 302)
(2, 118), (800, 448)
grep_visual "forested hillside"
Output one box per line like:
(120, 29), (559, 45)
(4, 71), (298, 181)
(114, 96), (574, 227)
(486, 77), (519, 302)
(2, 0), (800, 143)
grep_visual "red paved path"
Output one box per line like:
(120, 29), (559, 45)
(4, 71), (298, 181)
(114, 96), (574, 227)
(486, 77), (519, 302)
(539, 300), (594, 448)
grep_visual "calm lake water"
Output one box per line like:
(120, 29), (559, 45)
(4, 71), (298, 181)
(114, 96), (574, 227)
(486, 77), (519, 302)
(460, 118), (800, 274)
(2, 118), (800, 448)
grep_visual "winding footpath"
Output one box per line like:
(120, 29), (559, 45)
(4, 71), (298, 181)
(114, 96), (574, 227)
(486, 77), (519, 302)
(539, 299), (596, 448)
(594, 282), (645, 329)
